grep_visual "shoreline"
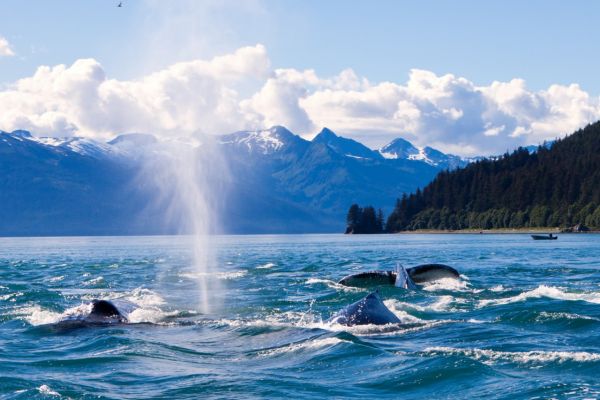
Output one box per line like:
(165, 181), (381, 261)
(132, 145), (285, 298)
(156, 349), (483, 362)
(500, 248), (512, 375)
(395, 228), (600, 234)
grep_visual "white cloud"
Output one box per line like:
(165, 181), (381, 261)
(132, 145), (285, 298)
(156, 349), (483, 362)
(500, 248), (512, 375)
(0, 44), (269, 138)
(1, 44), (599, 156)
(0, 36), (15, 57)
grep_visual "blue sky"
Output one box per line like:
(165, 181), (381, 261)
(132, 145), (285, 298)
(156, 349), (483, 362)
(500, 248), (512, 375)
(1, 1), (600, 155)
(2, 0), (599, 90)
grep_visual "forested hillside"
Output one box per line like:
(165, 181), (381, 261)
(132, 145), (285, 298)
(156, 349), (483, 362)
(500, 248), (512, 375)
(386, 122), (600, 231)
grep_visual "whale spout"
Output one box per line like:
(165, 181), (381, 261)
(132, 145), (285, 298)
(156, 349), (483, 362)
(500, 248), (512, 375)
(329, 291), (401, 326)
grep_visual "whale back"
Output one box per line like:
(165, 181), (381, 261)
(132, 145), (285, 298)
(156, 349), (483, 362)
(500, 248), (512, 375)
(86, 300), (130, 324)
(330, 292), (401, 326)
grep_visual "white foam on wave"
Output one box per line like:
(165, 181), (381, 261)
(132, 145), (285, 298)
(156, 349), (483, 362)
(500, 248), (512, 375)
(179, 270), (247, 280)
(16, 305), (65, 325)
(122, 287), (176, 323)
(16, 303), (92, 326)
(384, 300), (429, 324)
(127, 307), (180, 324)
(388, 295), (466, 313)
(536, 311), (599, 322)
(83, 276), (104, 286)
(125, 287), (166, 307)
(49, 275), (65, 282)
(212, 307), (447, 337)
(421, 278), (474, 292)
(478, 285), (600, 307)
(257, 262), (276, 269)
(257, 337), (347, 357)
(305, 278), (364, 293)
(489, 285), (507, 292)
(0, 292), (23, 301)
(19, 288), (172, 326)
(38, 384), (61, 397)
(424, 346), (600, 364)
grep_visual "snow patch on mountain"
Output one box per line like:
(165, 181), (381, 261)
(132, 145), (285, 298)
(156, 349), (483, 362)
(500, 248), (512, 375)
(220, 126), (295, 155)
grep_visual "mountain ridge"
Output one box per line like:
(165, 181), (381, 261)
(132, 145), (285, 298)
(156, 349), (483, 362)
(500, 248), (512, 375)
(0, 125), (551, 235)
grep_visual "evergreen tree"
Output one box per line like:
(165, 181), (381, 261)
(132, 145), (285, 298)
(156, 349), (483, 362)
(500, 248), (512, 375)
(385, 121), (600, 231)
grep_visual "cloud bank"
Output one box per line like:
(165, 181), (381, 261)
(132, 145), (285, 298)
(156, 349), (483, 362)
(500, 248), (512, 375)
(1, 44), (599, 155)
(0, 36), (15, 57)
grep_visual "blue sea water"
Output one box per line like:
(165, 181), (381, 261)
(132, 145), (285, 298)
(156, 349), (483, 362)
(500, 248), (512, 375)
(1, 234), (600, 399)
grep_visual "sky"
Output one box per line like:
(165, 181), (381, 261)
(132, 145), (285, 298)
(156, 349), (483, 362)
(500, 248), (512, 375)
(1, 0), (600, 156)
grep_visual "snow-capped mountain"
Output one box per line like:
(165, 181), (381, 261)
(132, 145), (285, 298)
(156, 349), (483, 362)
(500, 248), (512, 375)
(220, 126), (307, 156)
(379, 138), (467, 169)
(312, 128), (382, 159)
(0, 126), (482, 235)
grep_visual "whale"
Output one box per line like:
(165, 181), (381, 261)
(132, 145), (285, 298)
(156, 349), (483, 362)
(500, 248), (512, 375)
(55, 299), (138, 328)
(329, 291), (401, 326)
(338, 263), (459, 289)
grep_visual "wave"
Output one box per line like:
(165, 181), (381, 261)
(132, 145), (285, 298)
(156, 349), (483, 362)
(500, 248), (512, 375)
(305, 278), (364, 293)
(211, 308), (445, 337)
(179, 270), (247, 280)
(387, 295), (467, 313)
(256, 337), (347, 357)
(83, 276), (105, 286)
(478, 285), (600, 307)
(38, 384), (62, 397)
(423, 346), (600, 364)
(421, 278), (475, 293)
(16, 288), (173, 326)
(257, 262), (276, 269)
(0, 292), (23, 301)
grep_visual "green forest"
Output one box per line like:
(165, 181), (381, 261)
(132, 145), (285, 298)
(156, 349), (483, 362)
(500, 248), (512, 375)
(345, 204), (385, 234)
(382, 121), (600, 232)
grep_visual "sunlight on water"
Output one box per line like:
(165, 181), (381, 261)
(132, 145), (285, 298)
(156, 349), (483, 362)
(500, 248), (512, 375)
(1, 233), (600, 398)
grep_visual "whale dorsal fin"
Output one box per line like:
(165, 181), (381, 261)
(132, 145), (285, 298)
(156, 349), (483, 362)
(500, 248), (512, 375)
(90, 300), (122, 318)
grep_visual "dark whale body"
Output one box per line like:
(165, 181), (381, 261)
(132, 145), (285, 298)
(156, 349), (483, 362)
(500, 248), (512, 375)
(56, 299), (137, 328)
(338, 264), (460, 289)
(329, 292), (401, 326)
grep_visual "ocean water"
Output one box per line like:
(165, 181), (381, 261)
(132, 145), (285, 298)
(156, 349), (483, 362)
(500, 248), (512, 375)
(1, 234), (600, 399)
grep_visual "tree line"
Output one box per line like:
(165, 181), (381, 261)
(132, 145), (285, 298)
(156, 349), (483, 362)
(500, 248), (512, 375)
(345, 204), (385, 234)
(345, 121), (600, 232)
(385, 121), (600, 231)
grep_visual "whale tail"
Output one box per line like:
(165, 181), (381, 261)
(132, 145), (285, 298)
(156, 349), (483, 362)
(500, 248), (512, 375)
(394, 263), (418, 289)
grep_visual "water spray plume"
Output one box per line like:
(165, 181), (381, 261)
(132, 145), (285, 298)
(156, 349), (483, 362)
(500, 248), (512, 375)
(140, 132), (228, 314)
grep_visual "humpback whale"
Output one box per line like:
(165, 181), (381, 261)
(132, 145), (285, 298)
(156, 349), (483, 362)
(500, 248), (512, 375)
(338, 263), (460, 288)
(56, 299), (137, 327)
(329, 291), (401, 326)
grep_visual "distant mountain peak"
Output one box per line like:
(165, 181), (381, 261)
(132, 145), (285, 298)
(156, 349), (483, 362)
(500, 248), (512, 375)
(313, 127), (380, 159)
(11, 130), (32, 138)
(220, 125), (305, 155)
(379, 137), (419, 159)
(108, 133), (158, 146)
(378, 137), (467, 169)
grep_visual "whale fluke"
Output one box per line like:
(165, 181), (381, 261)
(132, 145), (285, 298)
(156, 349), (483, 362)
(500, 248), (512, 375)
(338, 263), (460, 288)
(395, 264), (418, 289)
(407, 264), (459, 284)
(338, 271), (396, 287)
(329, 291), (401, 326)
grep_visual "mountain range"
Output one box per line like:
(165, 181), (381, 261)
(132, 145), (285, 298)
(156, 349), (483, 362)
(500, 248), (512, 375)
(0, 126), (470, 235)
